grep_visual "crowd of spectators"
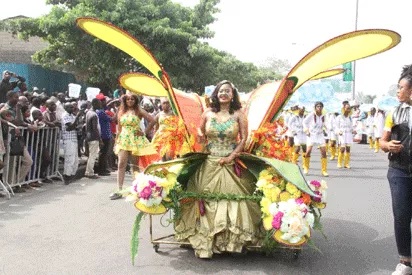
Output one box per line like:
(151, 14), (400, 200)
(0, 70), (163, 195)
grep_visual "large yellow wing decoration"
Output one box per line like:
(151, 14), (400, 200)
(76, 18), (183, 127)
(245, 29), (400, 152)
(119, 73), (204, 151)
(77, 17), (203, 151)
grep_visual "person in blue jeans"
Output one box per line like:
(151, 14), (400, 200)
(380, 64), (412, 275)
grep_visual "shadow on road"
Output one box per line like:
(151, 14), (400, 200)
(140, 218), (394, 274)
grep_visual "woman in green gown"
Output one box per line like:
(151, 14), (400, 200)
(174, 80), (263, 258)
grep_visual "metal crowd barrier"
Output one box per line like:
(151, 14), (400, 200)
(1, 125), (63, 199)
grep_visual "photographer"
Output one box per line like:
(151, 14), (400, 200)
(0, 71), (26, 103)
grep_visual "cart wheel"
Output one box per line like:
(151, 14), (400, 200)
(153, 244), (159, 253)
(292, 249), (301, 259)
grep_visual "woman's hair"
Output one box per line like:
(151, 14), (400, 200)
(399, 64), (412, 87)
(209, 80), (242, 114)
(117, 93), (141, 119)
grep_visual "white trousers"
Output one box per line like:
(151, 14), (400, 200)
(63, 139), (79, 176)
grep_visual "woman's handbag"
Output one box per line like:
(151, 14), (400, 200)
(9, 132), (24, 157)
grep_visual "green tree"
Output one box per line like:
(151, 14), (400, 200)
(3, 0), (220, 91)
(2, 0), (272, 93)
(259, 57), (291, 78)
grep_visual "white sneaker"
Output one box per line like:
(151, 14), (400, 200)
(392, 263), (412, 275)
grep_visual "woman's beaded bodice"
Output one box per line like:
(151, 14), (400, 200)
(205, 115), (239, 157)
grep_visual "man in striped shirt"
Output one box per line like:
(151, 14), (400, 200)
(61, 102), (84, 184)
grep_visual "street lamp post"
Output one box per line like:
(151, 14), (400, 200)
(352, 0), (359, 100)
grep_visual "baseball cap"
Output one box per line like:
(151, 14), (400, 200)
(96, 93), (106, 100)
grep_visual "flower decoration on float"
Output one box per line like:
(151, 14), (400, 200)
(126, 163), (184, 215)
(308, 179), (327, 209)
(152, 116), (193, 159)
(251, 121), (290, 161)
(256, 167), (327, 246)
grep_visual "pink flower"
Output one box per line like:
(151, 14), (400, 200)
(148, 180), (157, 188)
(313, 191), (321, 202)
(310, 180), (321, 188)
(140, 186), (152, 200)
(295, 198), (304, 204)
(272, 212), (284, 229)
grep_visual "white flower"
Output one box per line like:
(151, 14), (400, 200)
(272, 198), (314, 244)
(269, 202), (279, 216)
(320, 183), (328, 202)
(305, 212), (315, 228)
(256, 178), (268, 189)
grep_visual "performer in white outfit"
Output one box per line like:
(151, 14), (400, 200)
(373, 109), (385, 153)
(335, 102), (354, 168)
(282, 108), (295, 149)
(364, 107), (376, 149)
(325, 112), (338, 160)
(302, 101), (328, 177)
(289, 105), (306, 164)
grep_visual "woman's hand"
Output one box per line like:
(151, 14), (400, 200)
(219, 154), (237, 165)
(197, 132), (206, 144)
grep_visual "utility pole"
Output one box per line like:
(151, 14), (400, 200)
(353, 0), (359, 100)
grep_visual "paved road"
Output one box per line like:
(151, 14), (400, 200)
(0, 144), (398, 274)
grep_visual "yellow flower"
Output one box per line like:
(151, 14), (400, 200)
(263, 215), (273, 230)
(259, 169), (272, 179)
(263, 186), (281, 202)
(279, 191), (291, 201)
(160, 174), (176, 194)
(291, 189), (302, 199)
(286, 182), (298, 194)
(260, 197), (272, 215)
(277, 179), (286, 190)
(312, 202), (326, 209)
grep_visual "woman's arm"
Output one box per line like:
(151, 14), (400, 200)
(302, 113), (312, 135)
(233, 110), (248, 155)
(197, 109), (209, 144)
(116, 115), (122, 143)
(136, 108), (152, 136)
(146, 113), (159, 135)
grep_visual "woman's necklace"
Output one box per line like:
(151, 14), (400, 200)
(211, 117), (235, 139)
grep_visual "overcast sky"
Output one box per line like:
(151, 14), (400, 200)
(1, 0), (411, 96)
